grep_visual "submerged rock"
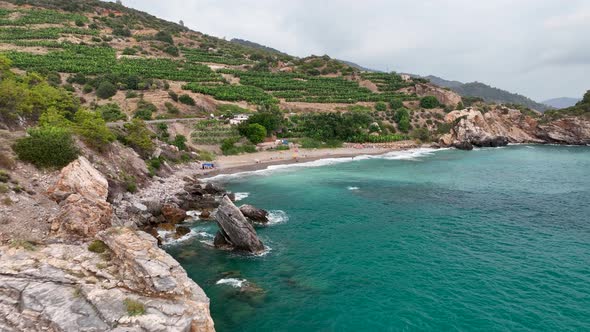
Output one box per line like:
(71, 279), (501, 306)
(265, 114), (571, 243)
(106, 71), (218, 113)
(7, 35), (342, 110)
(240, 205), (269, 223)
(214, 196), (265, 254)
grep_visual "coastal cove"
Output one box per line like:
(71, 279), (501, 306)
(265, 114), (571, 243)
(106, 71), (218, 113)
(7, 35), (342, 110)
(166, 145), (590, 331)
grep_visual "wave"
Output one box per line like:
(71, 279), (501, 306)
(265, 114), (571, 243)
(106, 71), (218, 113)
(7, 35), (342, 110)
(160, 229), (199, 246)
(216, 278), (246, 288)
(347, 186), (360, 191)
(267, 210), (289, 225)
(205, 147), (445, 182)
(233, 192), (250, 201)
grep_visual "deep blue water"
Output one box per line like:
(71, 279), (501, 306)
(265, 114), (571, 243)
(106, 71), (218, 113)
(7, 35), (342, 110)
(166, 145), (590, 331)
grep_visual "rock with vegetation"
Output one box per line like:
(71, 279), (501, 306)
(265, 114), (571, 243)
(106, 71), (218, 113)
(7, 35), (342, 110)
(213, 196), (265, 253)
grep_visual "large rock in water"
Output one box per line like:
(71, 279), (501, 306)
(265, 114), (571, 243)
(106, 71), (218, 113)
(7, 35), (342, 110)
(240, 204), (269, 223)
(214, 196), (265, 253)
(47, 157), (113, 242)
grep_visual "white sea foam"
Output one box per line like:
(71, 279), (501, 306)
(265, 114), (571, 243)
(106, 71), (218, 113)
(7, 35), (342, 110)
(267, 210), (289, 225)
(233, 192), (250, 201)
(216, 278), (246, 288)
(347, 186), (360, 191)
(160, 229), (199, 246)
(204, 147), (445, 182)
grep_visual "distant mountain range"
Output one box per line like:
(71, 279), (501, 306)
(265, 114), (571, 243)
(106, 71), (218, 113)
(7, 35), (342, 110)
(542, 97), (581, 109)
(422, 76), (551, 112)
(230, 38), (288, 56)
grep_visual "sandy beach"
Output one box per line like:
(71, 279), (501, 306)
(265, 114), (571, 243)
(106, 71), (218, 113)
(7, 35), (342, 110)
(198, 140), (421, 177)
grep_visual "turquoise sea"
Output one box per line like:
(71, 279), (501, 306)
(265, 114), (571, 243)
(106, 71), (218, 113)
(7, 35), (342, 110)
(166, 145), (590, 332)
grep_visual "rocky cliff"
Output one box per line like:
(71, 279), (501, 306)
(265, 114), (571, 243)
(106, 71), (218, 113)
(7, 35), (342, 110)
(440, 108), (590, 148)
(0, 157), (215, 331)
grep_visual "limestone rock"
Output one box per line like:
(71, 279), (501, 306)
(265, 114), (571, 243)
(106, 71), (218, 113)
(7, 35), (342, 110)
(0, 237), (215, 332)
(47, 156), (108, 203)
(47, 157), (114, 241)
(214, 196), (265, 254)
(240, 205), (269, 223)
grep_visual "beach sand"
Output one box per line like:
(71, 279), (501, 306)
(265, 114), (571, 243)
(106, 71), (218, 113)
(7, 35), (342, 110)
(198, 141), (421, 177)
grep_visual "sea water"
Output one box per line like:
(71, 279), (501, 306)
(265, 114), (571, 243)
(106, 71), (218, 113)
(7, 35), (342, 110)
(166, 145), (590, 331)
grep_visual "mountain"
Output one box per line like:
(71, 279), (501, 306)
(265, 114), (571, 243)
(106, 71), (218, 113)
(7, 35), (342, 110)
(421, 75), (550, 112)
(336, 59), (382, 73)
(542, 97), (581, 109)
(230, 38), (289, 56)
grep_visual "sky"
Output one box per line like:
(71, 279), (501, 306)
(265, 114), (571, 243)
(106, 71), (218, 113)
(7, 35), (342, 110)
(108, 0), (589, 101)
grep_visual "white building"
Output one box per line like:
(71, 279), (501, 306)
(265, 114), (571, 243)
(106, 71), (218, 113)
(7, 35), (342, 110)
(229, 114), (250, 125)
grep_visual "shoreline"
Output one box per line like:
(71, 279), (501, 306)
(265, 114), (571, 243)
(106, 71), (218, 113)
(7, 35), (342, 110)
(197, 141), (423, 179)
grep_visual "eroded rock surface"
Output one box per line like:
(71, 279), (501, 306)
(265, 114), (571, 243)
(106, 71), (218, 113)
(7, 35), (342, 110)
(240, 205), (269, 223)
(47, 157), (113, 242)
(214, 196), (265, 254)
(0, 228), (215, 332)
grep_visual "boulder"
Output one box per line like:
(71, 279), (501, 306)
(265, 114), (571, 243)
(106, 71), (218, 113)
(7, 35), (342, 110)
(214, 196), (265, 254)
(452, 141), (474, 151)
(200, 210), (211, 219)
(161, 203), (187, 224)
(204, 183), (224, 195)
(176, 226), (191, 237)
(472, 136), (509, 147)
(47, 157), (113, 241)
(240, 205), (269, 223)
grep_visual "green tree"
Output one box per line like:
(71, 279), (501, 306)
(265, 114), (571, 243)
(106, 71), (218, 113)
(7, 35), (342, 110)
(122, 119), (155, 158)
(390, 99), (403, 110)
(178, 94), (195, 106)
(13, 126), (79, 168)
(244, 123), (267, 144)
(74, 109), (115, 151)
(420, 96), (439, 109)
(96, 81), (117, 99)
(171, 135), (187, 150)
(97, 103), (126, 122)
(456, 101), (464, 110)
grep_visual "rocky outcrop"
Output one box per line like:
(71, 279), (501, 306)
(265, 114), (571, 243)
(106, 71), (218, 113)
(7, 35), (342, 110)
(0, 228), (215, 331)
(47, 157), (113, 242)
(161, 203), (187, 224)
(240, 205), (269, 223)
(401, 83), (462, 107)
(214, 196), (265, 254)
(438, 108), (590, 148)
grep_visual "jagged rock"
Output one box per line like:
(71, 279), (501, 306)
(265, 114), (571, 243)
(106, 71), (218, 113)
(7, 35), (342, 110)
(240, 205), (269, 223)
(50, 194), (113, 241)
(227, 192), (236, 202)
(537, 117), (590, 145)
(453, 141), (474, 151)
(200, 210), (211, 219)
(0, 233), (215, 331)
(161, 203), (187, 224)
(47, 157), (113, 241)
(176, 226), (191, 237)
(214, 196), (265, 253)
(47, 156), (108, 203)
(472, 136), (509, 147)
(204, 183), (224, 195)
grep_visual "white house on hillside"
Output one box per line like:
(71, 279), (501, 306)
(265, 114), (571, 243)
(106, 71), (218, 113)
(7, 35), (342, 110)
(229, 114), (250, 125)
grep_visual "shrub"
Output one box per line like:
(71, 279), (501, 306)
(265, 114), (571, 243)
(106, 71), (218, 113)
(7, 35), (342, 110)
(125, 90), (138, 99)
(75, 19), (85, 27)
(171, 135), (187, 150)
(178, 94), (195, 106)
(411, 128), (431, 142)
(13, 127), (79, 168)
(456, 102), (464, 110)
(389, 99), (403, 110)
(375, 102), (387, 112)
(123, 298), (146, 316)
(0, 170), (9, 183)
(74, 109), (116, 150)
(163, 45), (179, 57)
(164, 102), (179, 114)
(134, 100), (157, 120)
(0, 183), (8, 193)
(63, 84), (75, 92)
(122, 47), (137, 55)
(67, 73), (87, 85)
(154, 31), (174, 44)
(0, 153), (15, 170)
(168, 91), (178, 102)
(122, 119), (155, 158)
(244, 123), (267, 144)
(113, 26), (131, 37)
(420, 96), (439, 109)
(88, 240), (108, 253)
(96, 81), (117, 99)
(83, 84), (94, 94)
(96, 103), (127, 122)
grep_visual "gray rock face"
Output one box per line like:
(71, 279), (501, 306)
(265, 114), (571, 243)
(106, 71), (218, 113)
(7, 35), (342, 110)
(214, 196), (265, 254)
(239, 205), (269, 223)
(0, 229), (215, 332)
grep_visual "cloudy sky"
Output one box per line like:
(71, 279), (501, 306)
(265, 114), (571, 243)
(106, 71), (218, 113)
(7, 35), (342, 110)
(109, 0), (588, 101)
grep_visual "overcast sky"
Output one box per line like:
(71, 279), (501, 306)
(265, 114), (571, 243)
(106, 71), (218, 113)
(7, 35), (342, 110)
(109, 0), (588, 101)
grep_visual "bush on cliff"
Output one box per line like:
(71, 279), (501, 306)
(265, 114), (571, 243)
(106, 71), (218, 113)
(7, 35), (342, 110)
(121, 119), (155, 158)
(420, 96), (440, 109)
(13, 126), (79, 168)
(96, 81), (118, 99)
(74, 109), (116, 151)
